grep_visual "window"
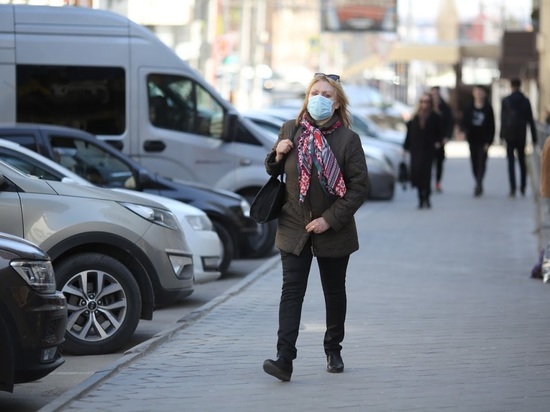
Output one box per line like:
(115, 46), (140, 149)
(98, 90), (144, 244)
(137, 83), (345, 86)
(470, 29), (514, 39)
(0, 149), (60, 181)
(49, 136), (135, 188)
(0, 134), (39, 152)
(147, 74), (224, 138)
(17, 65), (126, 136)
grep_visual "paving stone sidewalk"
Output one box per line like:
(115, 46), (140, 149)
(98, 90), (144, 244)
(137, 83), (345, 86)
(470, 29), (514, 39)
(41, 142), (550, 412)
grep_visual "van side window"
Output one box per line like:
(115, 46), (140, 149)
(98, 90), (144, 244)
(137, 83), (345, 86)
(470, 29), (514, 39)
(16, 65), (125, 136)
(147, 74), (224, 139)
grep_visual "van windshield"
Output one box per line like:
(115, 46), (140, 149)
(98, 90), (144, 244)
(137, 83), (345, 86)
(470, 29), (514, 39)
(147, 74), (224, 139)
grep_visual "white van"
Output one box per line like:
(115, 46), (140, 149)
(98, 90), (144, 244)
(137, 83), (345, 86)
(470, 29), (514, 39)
(0, 4), (277, 256)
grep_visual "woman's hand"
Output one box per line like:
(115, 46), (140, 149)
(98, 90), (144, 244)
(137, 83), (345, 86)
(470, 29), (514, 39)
(275, 139), (294, 162)
(306, 217), (330, 234)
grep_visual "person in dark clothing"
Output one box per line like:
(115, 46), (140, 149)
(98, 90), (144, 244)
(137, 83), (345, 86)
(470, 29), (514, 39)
(430, 86), (454, 192)
(404, 92), (443, 209)
(461, 85), (495, 197)
(262, 73), (369, 382)
(500, 78), (538, 197)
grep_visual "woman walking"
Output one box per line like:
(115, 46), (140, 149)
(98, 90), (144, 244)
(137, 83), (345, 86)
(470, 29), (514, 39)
(404, 92), (443, 209)
(262, 73), (369, 381)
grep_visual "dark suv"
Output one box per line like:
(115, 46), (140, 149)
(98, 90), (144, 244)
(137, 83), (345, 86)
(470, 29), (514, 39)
(0, 123), (261, 273)
(0, 232), (67, 393)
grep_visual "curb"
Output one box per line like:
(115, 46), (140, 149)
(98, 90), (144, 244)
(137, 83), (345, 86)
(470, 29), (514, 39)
(38, 255), (280, 412)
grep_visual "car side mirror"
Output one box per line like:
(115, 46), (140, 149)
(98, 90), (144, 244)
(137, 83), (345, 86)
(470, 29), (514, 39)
(223, 111), (239, 142)
(135, 168), (153, 189)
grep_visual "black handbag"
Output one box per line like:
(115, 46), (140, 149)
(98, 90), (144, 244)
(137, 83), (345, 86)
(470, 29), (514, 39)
(250, 172), (286, 224)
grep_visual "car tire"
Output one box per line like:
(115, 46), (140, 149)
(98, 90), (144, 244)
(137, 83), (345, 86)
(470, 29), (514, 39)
(212, 221), (234, 276)
(55, 253), (141, 355)
(242, 193), (276, 258)
(246, 219), (277, 258)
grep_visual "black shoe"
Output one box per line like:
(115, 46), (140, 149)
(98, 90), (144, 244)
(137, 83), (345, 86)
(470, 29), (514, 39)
(520, 188), (526, 196)
(327, 353), (344, 373)
(263, 358), (292, 381)
(474, 185), (482, 197)
(509, 191), (516, 198)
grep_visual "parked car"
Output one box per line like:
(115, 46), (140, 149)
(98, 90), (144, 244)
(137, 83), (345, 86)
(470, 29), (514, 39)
(0, 138), (222, 283)
(0, 160), (194, 355)
(245, 107), (403, 172)
(242, 110), (395, 200)
(0, 232), (67, 393)
(113, 190), (222, 284)
(350, 111), (406, 146)
(344, 84), (412, 129)
(0, 123), (260, 272)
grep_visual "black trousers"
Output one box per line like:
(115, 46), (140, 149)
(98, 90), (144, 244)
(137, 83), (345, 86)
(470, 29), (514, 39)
(276, 242), (349, 361)
(506, 141), (527, 193)
(469, 143), (488, 188)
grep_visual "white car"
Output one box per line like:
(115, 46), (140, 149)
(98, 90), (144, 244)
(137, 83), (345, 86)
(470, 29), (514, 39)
(113, 189), (222, 284)
(0, 140), (222, 283)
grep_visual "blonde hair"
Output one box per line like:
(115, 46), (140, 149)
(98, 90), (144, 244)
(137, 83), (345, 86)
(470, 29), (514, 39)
(295, 75), (351, 128)
(412, 92), (435, 117)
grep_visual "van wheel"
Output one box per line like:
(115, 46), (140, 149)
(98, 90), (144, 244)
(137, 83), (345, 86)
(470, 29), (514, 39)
(55, 253), (141, 355)
(213, 221), (234, 276)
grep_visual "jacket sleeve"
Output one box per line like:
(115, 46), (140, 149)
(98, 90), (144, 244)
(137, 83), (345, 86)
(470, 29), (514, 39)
(526, 100), (538, 145)
(322, 132), (369, 232)
(265, 120), (296, 176)
(461, 107), (471, 136)
(403, 119), (412, 151)
(541, 138), (550, 197)
(500, 98), (507, 139)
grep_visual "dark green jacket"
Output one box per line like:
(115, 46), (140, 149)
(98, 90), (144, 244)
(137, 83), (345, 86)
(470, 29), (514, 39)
(265, 116), (369, 257)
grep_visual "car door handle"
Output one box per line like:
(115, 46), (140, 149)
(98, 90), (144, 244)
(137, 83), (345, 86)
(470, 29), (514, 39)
(239, 158), (252, 166)
(143, 140), (166, 152)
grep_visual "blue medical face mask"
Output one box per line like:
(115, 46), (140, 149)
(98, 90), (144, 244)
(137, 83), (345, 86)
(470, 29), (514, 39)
(307, 95), (334, 121)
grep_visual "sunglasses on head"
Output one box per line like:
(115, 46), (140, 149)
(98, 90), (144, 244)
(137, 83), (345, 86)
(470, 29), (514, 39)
(314, 73), (341, 82)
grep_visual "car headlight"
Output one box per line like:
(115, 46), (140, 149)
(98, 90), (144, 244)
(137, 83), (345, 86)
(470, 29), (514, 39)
(186, 215), (214, 231)
(119, 202), (179, 230)
(11, 260), (56, 294)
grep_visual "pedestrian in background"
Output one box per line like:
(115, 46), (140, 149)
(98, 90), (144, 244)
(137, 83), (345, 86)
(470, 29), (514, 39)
(430, 86), (454, 192)
(404, 92), (443, 209)
(500, 78), (538, 197)
(461, 85), (495, 197)
(532, 137), (550, 279)
(262, 73), (369, 382)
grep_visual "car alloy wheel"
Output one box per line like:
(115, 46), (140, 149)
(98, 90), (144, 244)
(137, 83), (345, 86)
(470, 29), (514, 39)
(56, 253), (141, 355)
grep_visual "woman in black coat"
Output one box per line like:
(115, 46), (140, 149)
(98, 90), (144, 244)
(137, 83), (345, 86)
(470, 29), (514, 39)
(404, 93), (443, 209)
(461, 85), (495, 197)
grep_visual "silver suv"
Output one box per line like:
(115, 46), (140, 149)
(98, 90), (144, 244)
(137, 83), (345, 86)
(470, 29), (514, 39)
(0, 161), (193, 355)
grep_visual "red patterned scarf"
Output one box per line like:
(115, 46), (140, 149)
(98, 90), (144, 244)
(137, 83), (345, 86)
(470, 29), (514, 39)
(297, 117), (346, 203)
